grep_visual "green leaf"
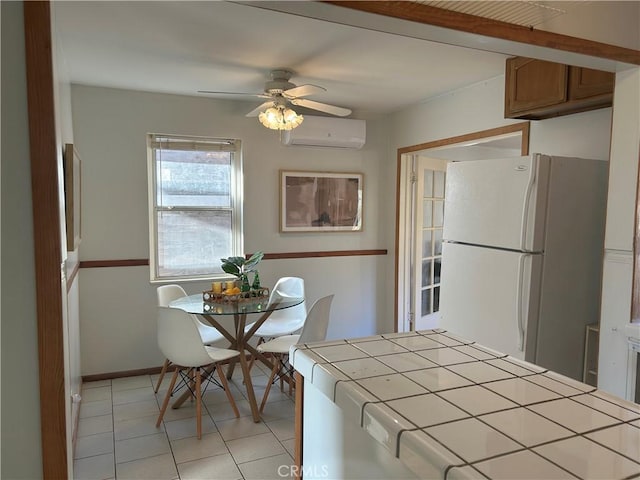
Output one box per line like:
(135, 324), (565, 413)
(221, 263), (241, 277)
(244, 251), (264, 271)
(225, 256), (246, 267)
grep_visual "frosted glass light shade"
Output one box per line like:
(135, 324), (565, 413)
(258, 106), (304, 130)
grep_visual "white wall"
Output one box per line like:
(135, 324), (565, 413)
(72, 85), (389, 375)
(1, 2), (44, 477)
(389, 77), (514, 148)
(388, 75), (612, 159)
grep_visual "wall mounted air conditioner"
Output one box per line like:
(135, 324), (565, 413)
(281, 115), (366, 149)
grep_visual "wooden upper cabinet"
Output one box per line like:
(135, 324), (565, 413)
(505, 57), (614, 120)
(568, 66), (615, 100)
(505, 57), (568, 114)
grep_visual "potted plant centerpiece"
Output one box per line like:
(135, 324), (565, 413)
(220, 251), (264, 294)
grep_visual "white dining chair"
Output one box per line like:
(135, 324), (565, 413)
(155, 306), (240, 439)
(248, 277), (307, 338)
(154, 284), (226, 393)
(245, 277), (306, 373)
(257, 294), (334, 412)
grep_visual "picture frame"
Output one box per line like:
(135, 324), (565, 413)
(280, 170), (363, 232)
(63, 143), (82, 251)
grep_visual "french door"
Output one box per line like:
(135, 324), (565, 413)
(412, 156), (447, 330)
(397, 154), (448, 332)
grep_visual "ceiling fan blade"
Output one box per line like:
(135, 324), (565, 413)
(283, 84), (326, 98)
(198, 90), (270, 99)
(290, 98), (352, 117)
(245, 101), (274, 117)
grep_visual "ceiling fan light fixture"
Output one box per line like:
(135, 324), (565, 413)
(258, 106), (303, 131)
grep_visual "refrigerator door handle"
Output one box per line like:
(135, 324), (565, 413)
(519, 156), (537, 251)
(516, 254), (527, 351)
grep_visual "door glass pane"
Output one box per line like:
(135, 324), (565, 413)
(434, 258), (441, 284)
(421, 259), (433, 287)
(421, 288), (432, 316)
(423, 200), (433, 227)
(434, 200), (444, 227)
(422, 232), (433, 257)
(434, 229), (443, 255)
(434, 171), (445, 198)
(433, 286), (440, 312)
(423, 169), (433, 197)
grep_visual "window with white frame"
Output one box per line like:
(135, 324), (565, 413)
(148, 134), (243, 281)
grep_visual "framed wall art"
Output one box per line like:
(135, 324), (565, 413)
(64, 143), (82, 251)
(280, 170), (363, 232)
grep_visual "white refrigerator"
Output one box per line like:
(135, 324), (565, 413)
(439, 153), (608, 380)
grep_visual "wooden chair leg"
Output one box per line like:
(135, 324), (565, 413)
(216, 363), (240, 418)
(289, 369), (293, 396)
(247, 337), (265, 374)
(188, 368), (196, 402)
(156, 369), (180, 427)
(195, 367), (202, 439)
(287, 354), (293, 396)
(226, 356), (237, 379)
(260, 354), (281, 413)
(154, 358), (170, 394)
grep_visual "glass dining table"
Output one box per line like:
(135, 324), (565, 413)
(169, 293), (304, 422)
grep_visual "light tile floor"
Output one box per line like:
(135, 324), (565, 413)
(74, 364), (297, 480)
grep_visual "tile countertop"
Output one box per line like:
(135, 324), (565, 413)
(290, 329), (640, 480)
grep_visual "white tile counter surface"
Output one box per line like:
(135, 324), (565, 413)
(290, 330), (640, 480)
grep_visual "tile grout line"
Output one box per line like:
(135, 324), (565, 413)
(153, 373), (182, 479)
(79, 371), (297, 480)
(111, 379), (116, 478)
(226, 371), (296, 474)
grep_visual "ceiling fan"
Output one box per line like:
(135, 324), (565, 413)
(199, 69), (352, 129)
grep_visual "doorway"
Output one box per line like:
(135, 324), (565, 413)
(396, 123), (530, 333)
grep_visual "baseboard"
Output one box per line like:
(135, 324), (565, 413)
(71, 395), (81, 460)
(82, 366), (163, 382)
(81, 353), (273, 382)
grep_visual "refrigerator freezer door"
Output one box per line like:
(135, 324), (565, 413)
(443, 155), (549, 252)
(439, 242), (542, 361)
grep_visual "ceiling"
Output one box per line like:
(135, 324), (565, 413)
(52, 1), (510, 118)
(53, 1), (636, 119)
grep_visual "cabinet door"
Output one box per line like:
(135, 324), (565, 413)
(568, 66), (615, 100)
(505, 57), (568, 115)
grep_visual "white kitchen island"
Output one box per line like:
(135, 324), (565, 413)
(290, 329), (640, 480)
